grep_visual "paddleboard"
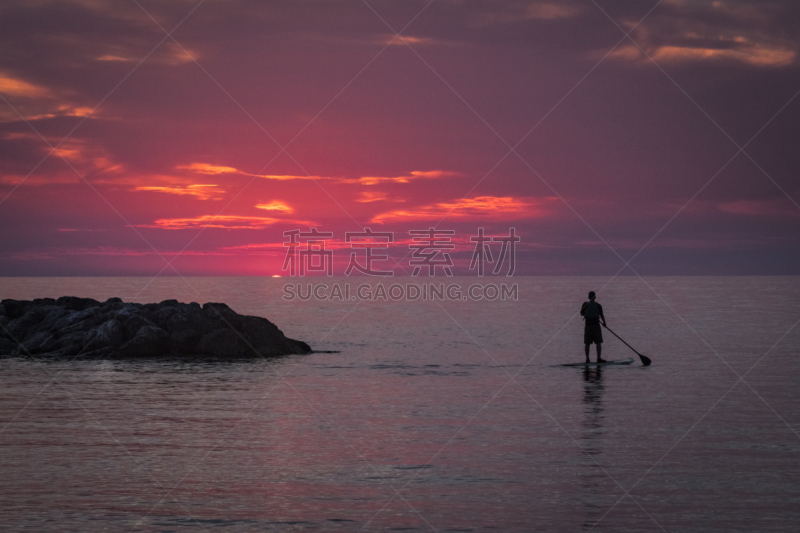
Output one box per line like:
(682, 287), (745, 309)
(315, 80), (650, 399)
(559, 357), (635, 367)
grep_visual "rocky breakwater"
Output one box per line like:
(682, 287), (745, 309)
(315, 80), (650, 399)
(0, 297), (311, 359)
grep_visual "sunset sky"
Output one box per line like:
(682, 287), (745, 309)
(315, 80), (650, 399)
(1, 0), (799, 276)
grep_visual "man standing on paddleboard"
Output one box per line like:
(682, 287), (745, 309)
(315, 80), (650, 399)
(581, 291), (606, 364)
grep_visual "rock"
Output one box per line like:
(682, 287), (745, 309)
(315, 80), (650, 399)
(121, 314), (156, 341)
(150, 306), (180, 329)
(37, 330), (89, 357)
(7, 306), (52, 340)
(88, 319), (124, 350)
(169, 329), (201, 354)
(197, 328), (249, 358)
(51, 306), (102, 332)
(0, 337), (19, 354)
(20, 330), (52, 353)
(0, 296), (312, 360)
(56, 296), (100, 311)
(116, 325), (170, 358)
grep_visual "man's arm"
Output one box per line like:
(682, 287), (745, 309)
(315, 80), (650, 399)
(599, 304), (606, 326)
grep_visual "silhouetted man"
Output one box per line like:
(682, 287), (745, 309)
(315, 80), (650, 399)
(580, 291), (606, 363)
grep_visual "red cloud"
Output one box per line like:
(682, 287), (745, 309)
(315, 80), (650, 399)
(370, 196), (556, 223)
(255, 201), (294, 213)
(177, 163), (245, 175)
(134, 184), (224, 200)
(255, 169), (459, 185)
(138, 215), (315, 230)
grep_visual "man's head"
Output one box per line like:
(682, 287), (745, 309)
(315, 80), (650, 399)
(588, 291), (596, 300)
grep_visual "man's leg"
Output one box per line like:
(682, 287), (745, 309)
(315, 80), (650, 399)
(597, 343), (605, 363)
(584, 343), (590, 362)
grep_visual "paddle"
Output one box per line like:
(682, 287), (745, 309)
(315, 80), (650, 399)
(602, 324), (651, 366)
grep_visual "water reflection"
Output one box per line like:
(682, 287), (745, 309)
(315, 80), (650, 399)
(579, 366), (606, 526)
(581, 366), (605, 443)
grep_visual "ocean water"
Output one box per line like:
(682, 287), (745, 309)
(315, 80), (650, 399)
(1, 276), (799, 532)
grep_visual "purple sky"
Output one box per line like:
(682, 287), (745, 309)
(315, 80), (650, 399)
(1, 0), (799, 276)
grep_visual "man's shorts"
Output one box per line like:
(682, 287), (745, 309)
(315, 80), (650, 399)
(584, 324), (603, 345)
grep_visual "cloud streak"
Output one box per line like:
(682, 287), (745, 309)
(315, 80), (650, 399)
(138, 215), (315, 230)
(134, 184), (224, 200)
(0, 71), (94, 122)
(605, 1), (799, 67)
(257, 169), (460, 185)
(370, 196), (557, 224)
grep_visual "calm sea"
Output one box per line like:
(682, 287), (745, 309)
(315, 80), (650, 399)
(1, 276), (799, 532)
